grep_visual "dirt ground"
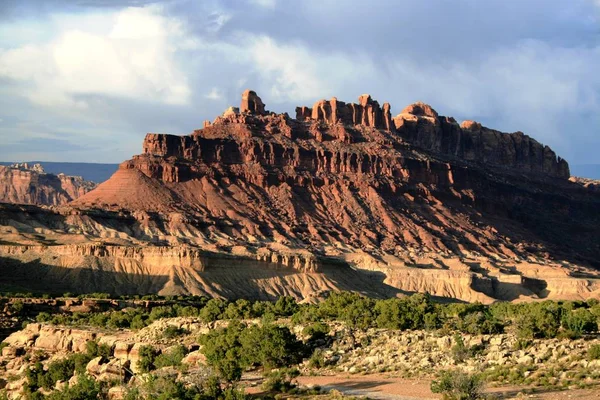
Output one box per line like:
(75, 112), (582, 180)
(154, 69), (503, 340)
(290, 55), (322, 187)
(294, 374), (600, 400)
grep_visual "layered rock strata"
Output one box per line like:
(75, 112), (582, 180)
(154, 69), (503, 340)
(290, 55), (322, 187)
(0, 163), (96, 206)
(1, 91), (598, 302)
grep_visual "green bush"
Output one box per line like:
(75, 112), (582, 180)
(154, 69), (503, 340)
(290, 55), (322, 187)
(303, 322), (329, 342)
(200, 321), (306, 382)
(588, 344), (600, 360)
(46, 375), (102, 400)
(239, 324), (306, 370)
(308, 349), (326, 368)
(10, 300), (24, 315)
(562, 308), (598, 336)
(149, 306), (175, 322)
(273, 296), (299, 317)
(137, 345), (159, 373)
(154, 345), (188, 369)
(431, 370), (484, 400)
(36, 312), (52, 323)
(199, 299), (227, 323)
(515, 302), (562, 339)
(85, 340), (112, 360)
(162, 325), (187, 339)
(262, 368), (300, 393)
(199, 321), (246, 382)
(451, 335), (469, 363)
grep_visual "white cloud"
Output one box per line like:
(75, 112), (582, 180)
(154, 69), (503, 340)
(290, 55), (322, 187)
(0, 5), (191, 109)
(248, 0), (277, 9)
(205, 87), (223, 100)
(247, 36), (376, 102)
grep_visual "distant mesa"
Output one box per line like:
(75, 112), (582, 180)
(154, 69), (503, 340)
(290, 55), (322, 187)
(0, 163), (96, 206)
(1, 90), (598, 303)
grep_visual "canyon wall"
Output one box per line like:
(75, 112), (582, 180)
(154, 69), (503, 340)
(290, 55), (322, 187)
(0, 164), (96, 206)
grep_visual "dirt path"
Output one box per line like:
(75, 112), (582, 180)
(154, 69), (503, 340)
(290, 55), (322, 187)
(296, 374), (600, 400)
(296, 375), (437, 400)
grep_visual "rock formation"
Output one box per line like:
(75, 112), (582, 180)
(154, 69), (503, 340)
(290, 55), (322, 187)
(0, 91), (598, 302)
(393, 104), (569, 178)
(241, 89), (266, 114)
(295, 94), (393, 131)
(0, 163), (96, 206)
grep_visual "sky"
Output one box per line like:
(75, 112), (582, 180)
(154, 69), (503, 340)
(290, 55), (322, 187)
(0, 0), (599, 164)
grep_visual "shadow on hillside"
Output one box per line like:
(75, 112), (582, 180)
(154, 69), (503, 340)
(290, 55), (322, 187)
(0, 255), (414, 301)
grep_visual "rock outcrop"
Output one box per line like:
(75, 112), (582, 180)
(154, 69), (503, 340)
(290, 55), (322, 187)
(0, 91), (598, 302)
(393, 104), (569, 178)
(0, 163), (96, 206)
(296, 94), (393, 131)
(241, 89), (267, 115)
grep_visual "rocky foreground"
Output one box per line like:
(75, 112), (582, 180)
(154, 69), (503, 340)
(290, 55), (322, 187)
(1, 300), (599, 399)
(0, 91), (599, 301)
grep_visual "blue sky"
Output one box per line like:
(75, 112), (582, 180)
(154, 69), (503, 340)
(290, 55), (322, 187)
(0, 0), (599, 164)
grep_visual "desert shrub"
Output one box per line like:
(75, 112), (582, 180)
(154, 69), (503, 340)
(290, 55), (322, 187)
(374, 294), (435, 331)
(85, 340), (112, 360)
(273, 296), (299, 317)
(223, 299), (254, 320)
(199, 321), (246, 382)
(200, 321), (305, 382)
(149, 306), (175, 322)
(239, 324), (306, 370)
(262, 368), (300, 392)
(431, 370), (484, 400)
(303, 322), (330, 342)
(154, 345), (188, 369)
(87, 313), (110, 327)
(308, 349), (326, 368)
(451, 335), (484, 364)
(562, 308), (597, 336)
(137, 345), (159, 373)
(124, 375), (207, 400)
(162, 325), (188, 339)
(199, 299), (227, 323)
(513, 339), (532, 351)
(45, 374), (102, 400)
(451, 335), (469, 363)
(515, 302), (562, 339)
(588, 344), (600, 360)
(29, 352), (95, 390)
(291, 303), (323, 324)
(130, 314), (149, 330)
(458, 311), (504, 335)
(80, 292), (111, 299)
(176, 305), (201, 318)
(107, 312), (133, 329)
(36, 312), (52, 323)
(10, 300), (24, 315)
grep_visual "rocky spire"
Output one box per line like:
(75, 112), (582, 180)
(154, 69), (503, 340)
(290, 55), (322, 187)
(241, 90), (266, 115)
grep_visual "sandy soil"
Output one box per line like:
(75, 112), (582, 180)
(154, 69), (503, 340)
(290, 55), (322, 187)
(295, 374), (600, 400)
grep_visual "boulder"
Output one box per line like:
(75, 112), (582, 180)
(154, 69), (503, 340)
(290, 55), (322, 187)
(181, 350), (206, 366)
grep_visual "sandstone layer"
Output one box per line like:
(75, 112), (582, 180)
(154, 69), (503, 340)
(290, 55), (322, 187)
(0, 163), (96, 206)
(0, 91), (598, 302)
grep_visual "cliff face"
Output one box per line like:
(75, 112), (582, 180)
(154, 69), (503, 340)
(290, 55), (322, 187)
(393, 104), (569, 178)
(0, 164), (96, 206)
(2, 91), (599, 302)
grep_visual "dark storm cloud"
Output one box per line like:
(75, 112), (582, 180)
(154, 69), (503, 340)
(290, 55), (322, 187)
(0, 0), (598, 165)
